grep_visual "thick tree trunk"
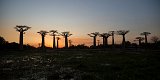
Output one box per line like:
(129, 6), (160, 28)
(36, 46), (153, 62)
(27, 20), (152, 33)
(105, 37), (108, 46)
(139, 40), (141, 46)
(112, 34), (114, 47)
(122, 35), (125, 48)
(42, 35), (45, 50)
(145, 34), (147, 44)
(53, 36), (56, 49)
(93, 36), (96, 47)
(103, 37), (105, 46)
(65, 35), (68, 48)
(19, 31), (23, 50)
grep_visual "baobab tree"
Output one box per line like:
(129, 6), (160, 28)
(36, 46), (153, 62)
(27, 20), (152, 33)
(49, 30), (58, 49)
(109, 31), (115, 47)
(104, 33), (111, 46)
(0, 36), (6, 45)
(56, 37), (60, 49)
(151, 36), (159, 44)
(88, 32), (99, 47)
(61, 31), (72, 48)
(135, 37), (144, 46)
(140, 32), (151, 44)
(117, 30), (129, 47)
(99, 33), (111, 46)
(99, 33), (106, 46)
(14, 25), (31, 50)
(37, 30), (48, 50)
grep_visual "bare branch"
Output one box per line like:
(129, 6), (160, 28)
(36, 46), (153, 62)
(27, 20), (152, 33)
(99, 33), (111, 38)
(14, 25), (31, 32)
(88, 32), (99, 37)
(151, 36), (159, 43)
(61, 31), (72, 37)
(135, 37), (144, 41)
(37, 30), (49, 36)
(140, 32), (151, 36)
(108, 31), (115, 36)
(117, 30), (129, 35)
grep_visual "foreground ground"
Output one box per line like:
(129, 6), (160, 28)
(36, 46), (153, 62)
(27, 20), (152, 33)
(0, 49), (160, 80)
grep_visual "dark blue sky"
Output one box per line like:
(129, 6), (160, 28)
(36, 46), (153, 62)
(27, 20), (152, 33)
(0, 0), (160, 46)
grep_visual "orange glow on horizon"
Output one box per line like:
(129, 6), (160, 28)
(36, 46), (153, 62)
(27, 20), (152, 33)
(1, 27), (141, 48)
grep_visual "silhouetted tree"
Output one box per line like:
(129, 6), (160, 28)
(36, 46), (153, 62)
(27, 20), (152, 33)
(56, 37), (60, 49)
(151, 36), (159, 44)
(140, 32), (151, 44)
(88, 32), (99, 47)
(99, 34), (105, 46)
(61, 31), (72, 48)
(104, 33), (111, 46)
(0, 36), (7, 50)
(109, 31), (115, 47)
(117, 30), (129, 48)
(14, 25), (31, 50)
(135, 37), (144, 46)
(50, 30), (58, 49)
(0, 36), (6, 45)
(99, 33), (111, 46)
(37, 30), (48, 50)
(125, 41), (131, 47)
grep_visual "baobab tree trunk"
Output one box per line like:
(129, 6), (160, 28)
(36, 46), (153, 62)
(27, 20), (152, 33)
(41, 35), (45, 50)
(53, 36), (56, 49)
(19, 31), (23, 50)
(93, 36), (96, 47)
(139, 40), (141, 46)
(112, 34), (114, 47)
(102, 37), (105, 46)
(65, 35), (68, 48)
(122, 35), (125, 48)
(105, 37), (108, 46)
(145, 34), (147, 44)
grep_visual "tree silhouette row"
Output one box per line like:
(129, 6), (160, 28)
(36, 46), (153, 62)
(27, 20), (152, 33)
(14, 25), (159, 50)
(14, 25), (73, 50)
(88, 30), (130, 48)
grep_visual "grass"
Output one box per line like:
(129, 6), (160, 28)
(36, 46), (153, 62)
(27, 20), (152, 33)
(0, 49), (160, 80)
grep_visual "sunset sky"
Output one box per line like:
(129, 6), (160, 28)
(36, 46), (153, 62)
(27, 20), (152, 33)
(0, 0), (160, 47)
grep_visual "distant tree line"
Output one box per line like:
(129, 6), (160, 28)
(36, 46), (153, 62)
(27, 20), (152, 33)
(1, 25), (160, 50)
(0, 36), (35, 50)
(87, 30), (160, 49)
